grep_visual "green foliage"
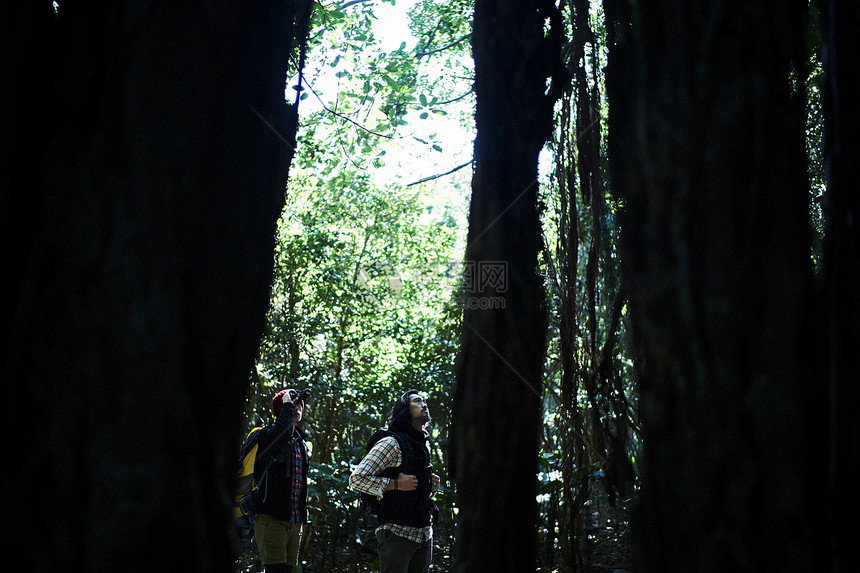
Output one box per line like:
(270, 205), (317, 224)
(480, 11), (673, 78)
(249, 165), (463, 569)
(257, 175), (461, 402)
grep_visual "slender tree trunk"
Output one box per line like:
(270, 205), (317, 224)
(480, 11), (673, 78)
(452, 0), (563, 570)
(1, 2), (310, 571)
(606, 1), (823, 570)
(820, 2), (860, 571)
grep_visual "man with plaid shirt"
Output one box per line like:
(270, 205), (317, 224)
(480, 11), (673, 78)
(349, 390), (441, 573)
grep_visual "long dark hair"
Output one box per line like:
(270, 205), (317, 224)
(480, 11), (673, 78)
(385, 389), (421, 433)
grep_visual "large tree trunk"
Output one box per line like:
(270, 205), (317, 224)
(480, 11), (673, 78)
(820, 1), (860, 570)
(606, 1), (825, 570)
(452, 0), (563, 570)
(1, 2), (309, 571)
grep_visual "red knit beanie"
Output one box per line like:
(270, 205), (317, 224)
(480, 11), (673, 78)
(272, 389), (290, 417)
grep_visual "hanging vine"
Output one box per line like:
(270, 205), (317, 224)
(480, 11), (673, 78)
(541, 1), (639, 570)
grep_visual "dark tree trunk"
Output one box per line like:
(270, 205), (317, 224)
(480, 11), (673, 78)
(606, 1), (826, 571)
(820, 1), (860, 571)
(452, 0), (563, 570)
(1, 2), (309, 571)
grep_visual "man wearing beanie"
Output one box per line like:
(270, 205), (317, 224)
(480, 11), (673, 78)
(251, 389), (310, 573)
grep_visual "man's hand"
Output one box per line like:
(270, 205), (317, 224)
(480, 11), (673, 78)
(391, 472), (418, 491)
(431, 473), (441, 494)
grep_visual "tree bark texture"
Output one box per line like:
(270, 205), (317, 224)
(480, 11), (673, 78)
(606, 1), (824, 571)
(452, 0), (563, 570)
(820, 1), (860, 571)
(1, 2), (308, 571)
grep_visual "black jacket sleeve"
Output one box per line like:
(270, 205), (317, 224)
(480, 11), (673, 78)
(254, 402), (296, 471)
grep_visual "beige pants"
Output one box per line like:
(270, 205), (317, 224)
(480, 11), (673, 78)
(254, 513), (303, 566)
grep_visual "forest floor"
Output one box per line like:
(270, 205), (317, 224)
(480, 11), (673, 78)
(583, 519), (633, 572)
(234, 501), (634, 572)
(538, 497), (634, 573)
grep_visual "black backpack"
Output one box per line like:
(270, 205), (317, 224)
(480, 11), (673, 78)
(360, 429), (408, 516)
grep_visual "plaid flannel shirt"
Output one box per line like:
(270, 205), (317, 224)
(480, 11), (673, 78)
(288, 431), (304, 523)
(349, 435), (433, 543)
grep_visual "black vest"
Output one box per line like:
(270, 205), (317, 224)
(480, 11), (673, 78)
(373, 426), (434, 528)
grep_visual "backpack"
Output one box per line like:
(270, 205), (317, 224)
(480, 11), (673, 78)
(360, 430), (407, 517)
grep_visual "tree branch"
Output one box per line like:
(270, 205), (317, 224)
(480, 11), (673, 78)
(416, 33), (472, 58)
(306, 81), (393, 139)
(434, 89), (475, 106)
(406, 159), (473, 186)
